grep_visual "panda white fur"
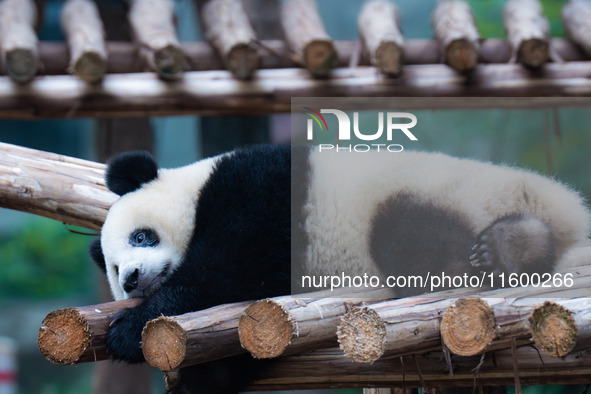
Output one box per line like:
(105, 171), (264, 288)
(89, 145), (590, 393)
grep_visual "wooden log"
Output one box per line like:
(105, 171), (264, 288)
(247, 347), (591, 390)
(439, 298), (496, 356)
(2, 63), (591, 119)
(141, 301), (251, 371)
(431, 1), (480, 72)
(60, 0), (107, 83)
(38, 299), (141, 365)
(337, 263), (591, 363)
(19, 38), (590, 76)
(238, 287), (394, 359)
(529, 301), (578, 357)
(563, 0), (591, 57)
(358, 0), (404, 76)
(280, 0), (337, 77)
(0, 0), (39, 83)
(503, 0), (550, 67)
(199, 0), (259, 80)
(128, 0), (184, 80)
(0, 142), (116, 230)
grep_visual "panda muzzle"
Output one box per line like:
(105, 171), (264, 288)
(123, 269), (139, 293)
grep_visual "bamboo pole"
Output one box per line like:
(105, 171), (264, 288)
(279, 0), (337, 77)
(0, 0), (39, 83)
(128, 0), (184, 80)
(60, 0), (107, 83)
(358, 0), (404, 76)
(198, 0), (259, 80)
(238, 288), (394, 359)
(431, 1), (480, 72)
(38, 299), (141, 365)
(141, 302), (251, 371)
(0, 142), (116, 230)
(503, 0), (550, 67)
(563, 0), (591, 57)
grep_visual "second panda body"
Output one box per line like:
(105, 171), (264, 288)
(300, 150), (588, 292)
(90, 145), (590, 393)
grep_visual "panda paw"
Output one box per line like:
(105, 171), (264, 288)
(469, 234), (502, 276)
(106, 307), (147, 364)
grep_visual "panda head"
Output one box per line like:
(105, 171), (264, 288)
(89, 151), (218, 300)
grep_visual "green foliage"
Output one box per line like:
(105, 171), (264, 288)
(0, 217), (97, 299)
(508, 385), (588, 393)
(467, 0), (569, 38)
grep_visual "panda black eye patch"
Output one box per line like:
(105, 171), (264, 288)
(129, 229), (159, 247)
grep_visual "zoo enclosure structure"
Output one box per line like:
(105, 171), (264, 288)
(2, 0), (591, 392)
(0, 0), (590, 118)
(2, 142), (591, 392)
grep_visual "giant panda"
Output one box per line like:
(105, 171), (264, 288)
(89, 144), (590, 393)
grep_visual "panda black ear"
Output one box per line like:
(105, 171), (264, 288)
(106, 151), (158, 196)
(89, 238), (106, 273)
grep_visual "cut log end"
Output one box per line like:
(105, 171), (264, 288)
(226, 44), (260, 80)
(5, 48), (38, 83)
(518, 38), (549, 68)
(73, 51), (106, 83)
(303, 39), (337, 78)
(38, 308), (90, 365)
(374, 41), (403, 76)
(238, 299), (294, 359)
(440, 298), (496, 356)
(529, 301), (577, 357)
(153, 44), (185, 80)
(444, 39), (479, 72)
(142, 316), (187, 371)
(337, 306), (386, 363)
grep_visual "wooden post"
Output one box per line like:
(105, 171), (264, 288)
(238, 288), (393, 359)
(431, 1), (480, 72)
(503, 0), (550, 67)
(198, 0), (259, 80)
(280, 0), (337, 77)
(0, 0), (39, 83)
(60, 0), (107, 83)
(358, 0), (404, 76)
(38, 299), (142, 365)
(141, 302), (251, 371)
(562, 0), (591, 57)
(128, 0), (184, 80)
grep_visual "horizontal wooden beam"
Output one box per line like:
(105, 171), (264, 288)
(0, 142), (115, 229)
(1, 61), (591, 118)
(29, 38), (588, 77)
(247, 346), (591, 391)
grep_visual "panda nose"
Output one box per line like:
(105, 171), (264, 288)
(123, 269), (139, 293)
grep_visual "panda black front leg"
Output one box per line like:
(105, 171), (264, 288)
(106, 303), (150, 363)
(469, 213), (556, 276)
(106, 280), (202, 363)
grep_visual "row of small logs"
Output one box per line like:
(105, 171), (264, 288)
(2, 0), (591, 84)
(38, 264), (591, 375)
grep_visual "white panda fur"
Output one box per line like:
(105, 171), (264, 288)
(100, 154), (227, 300)
(302, 150), (589, 278)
